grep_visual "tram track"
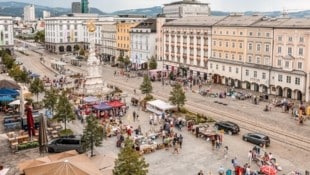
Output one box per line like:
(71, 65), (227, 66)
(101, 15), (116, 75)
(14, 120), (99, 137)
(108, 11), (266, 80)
(108, 78), (310, 152)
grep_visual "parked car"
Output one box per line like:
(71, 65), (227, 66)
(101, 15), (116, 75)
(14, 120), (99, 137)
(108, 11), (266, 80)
(242, 133), (270, 147)
(214, 121), (240, 135)
(47, 135), (85, 153)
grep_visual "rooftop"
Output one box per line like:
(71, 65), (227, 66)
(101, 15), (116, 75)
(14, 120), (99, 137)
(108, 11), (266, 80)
(132, 18), (157, 32)
(164, 0), (209, 6)
(214, 15), (264, 27)
(164, 16), (226, 27)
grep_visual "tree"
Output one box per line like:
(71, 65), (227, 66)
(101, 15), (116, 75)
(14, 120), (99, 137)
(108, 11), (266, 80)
(43, 88), (59, 118)
(139, 75), (152, 95)
(34, 30), (45, 43)
(148, 56), (157, 70)
(113, 138), (149, 175)
(74, 45), (80, 52)
(53, 91), (75, 132)
(82, 115), (103, 157)
(123, 55), (131, 68)
(29, 78), (45, 102)
(169, 83), (186, 111)
(8, 65), (29, 84)
(2, 52), (15, 69)
(117, 55), (124, 63)
(79, 48), (85, 56)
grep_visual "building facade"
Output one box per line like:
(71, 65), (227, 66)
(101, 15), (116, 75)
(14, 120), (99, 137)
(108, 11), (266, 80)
(43, 11), (51, 19)
(116, 21), (139, 58)
(0, 16), (14, 53)
(72, 2), (81, 13)
(163, 0), (211, 18)
(45, 14), (99, 53)
(101, 21), (117, 63)
(162, 16), (224, 79)
(130, 19), (157, 69)
(162, 15), (310, 101)
(81, 0), (89, 13)
(24, 5), (35, 21)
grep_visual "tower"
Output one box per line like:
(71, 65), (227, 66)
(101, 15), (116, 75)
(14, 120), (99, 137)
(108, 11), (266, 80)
(81, 0), (89, 13)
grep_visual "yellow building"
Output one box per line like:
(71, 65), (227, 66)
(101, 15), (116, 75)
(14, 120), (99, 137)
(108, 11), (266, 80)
(116, 21), (139, 58)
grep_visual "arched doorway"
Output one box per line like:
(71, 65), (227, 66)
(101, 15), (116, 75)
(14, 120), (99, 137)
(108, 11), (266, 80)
(74, 45), (80, 52)
(260, 85), (268, 93)
(66, 45), (72, 52)
(234, 79), (241, 88)
(276, 86), (283, 97)
(252, 83), (259, 92)
(59, 46), (64, 52)
(286, 88), (292, 99)
(244, 81), (251, 90)
(212, 74), (222, 84)
(294, 90), (302, 101)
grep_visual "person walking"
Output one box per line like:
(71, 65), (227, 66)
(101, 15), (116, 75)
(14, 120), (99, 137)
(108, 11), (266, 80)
(179, 134), (183, 149)
(133, 111), (136, 122)
(248, 150), (252, 166)
(224, 146), (228, 160)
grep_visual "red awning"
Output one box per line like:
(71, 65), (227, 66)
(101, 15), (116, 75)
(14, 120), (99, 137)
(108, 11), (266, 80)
(108, 100), (124, 108)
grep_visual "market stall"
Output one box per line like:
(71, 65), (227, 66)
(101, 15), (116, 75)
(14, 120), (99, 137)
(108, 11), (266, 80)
(146, 99), (177, 115)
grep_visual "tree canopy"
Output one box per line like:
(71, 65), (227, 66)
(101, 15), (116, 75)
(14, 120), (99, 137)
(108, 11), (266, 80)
(34, 30), (45, 43)
(29, 78), (44, 102)
(43, 88), (59, 117)
(148, 56), (157, 70)
(139, 75), (152, 95)
(53, 91), (75, 132)
(169, 83), (186, 111)
(82, 115), (103, 157)
(113, 138), (149, 175)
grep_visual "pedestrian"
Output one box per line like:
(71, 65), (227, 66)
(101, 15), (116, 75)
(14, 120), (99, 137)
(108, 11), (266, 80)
(133, 89), (136, 94)
(133, 111), (136, 122)
(195, 126), (199, 138)
(179, 134), (183, 149)
(248, 150), (252, 165)
(231, 157), (238, 168)
(198, 170), (204, 175)
(218, 165), (225, 175)
(224, 146), (228, 160)
(136, 114), (139, 121)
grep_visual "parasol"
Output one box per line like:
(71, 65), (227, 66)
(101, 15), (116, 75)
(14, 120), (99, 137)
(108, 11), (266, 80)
(260, 165), (277, 175)
(38, 114), (48, 154)
(26, 104), (36, 138)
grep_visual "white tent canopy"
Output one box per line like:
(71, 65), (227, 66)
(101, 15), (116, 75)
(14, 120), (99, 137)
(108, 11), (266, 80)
(146, 99), (177, 115)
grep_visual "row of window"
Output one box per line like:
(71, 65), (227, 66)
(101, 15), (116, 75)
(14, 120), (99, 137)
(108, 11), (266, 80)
(278, 75), (301, 85)
(248, 43), (270, 52)
(277, 46), (304, 56)
(209, 63), (301, 85)
(277, 36), (304, 43)
(213, 52), (243, 61)
(118, 36), (129, 40)
(277, 59), (303, 69)
(214, 41), (243, 49)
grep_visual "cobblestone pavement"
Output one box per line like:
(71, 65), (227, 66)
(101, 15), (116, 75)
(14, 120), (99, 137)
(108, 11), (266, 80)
(2, 52), (309, 175)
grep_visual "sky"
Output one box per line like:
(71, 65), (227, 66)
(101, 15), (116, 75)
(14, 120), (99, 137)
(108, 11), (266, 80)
(1, 0), (310, 13)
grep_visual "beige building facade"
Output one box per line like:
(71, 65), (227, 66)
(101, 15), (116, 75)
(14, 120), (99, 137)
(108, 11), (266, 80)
(161, 15), (310, 101)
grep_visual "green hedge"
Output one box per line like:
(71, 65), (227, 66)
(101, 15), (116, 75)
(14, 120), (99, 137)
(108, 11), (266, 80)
(17, 141), (39, 150)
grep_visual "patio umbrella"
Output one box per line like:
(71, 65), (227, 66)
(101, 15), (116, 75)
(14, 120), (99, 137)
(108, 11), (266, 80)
(47, 150), (79, 162)
(38, 114), (48, 154)
(0, 88), (19, 97)
(0, 79), (20, 89)
(25, 104), (36, 138)
(260, 165), (277, 175)
(83, 96), (99, 103)
(18, 158), (51, 174)
(0, 95), (14, 102)
(9, 99), (27, 106)
(24, 154), (102, 175)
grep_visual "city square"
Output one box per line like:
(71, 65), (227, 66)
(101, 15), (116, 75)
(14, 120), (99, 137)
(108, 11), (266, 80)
(1, 0), (310, 175)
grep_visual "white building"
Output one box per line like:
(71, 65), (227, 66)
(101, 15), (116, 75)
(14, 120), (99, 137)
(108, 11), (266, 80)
(24, 5), (35, 21)
(130, 19), (157, 69)
(43, 11), (51, 19)
(163, 0), (211, 18)
(45, 13), (99, 53)
(101, 21), (117, 63)
(0, 16), (14, 53)
(162, 16), (223, 79)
